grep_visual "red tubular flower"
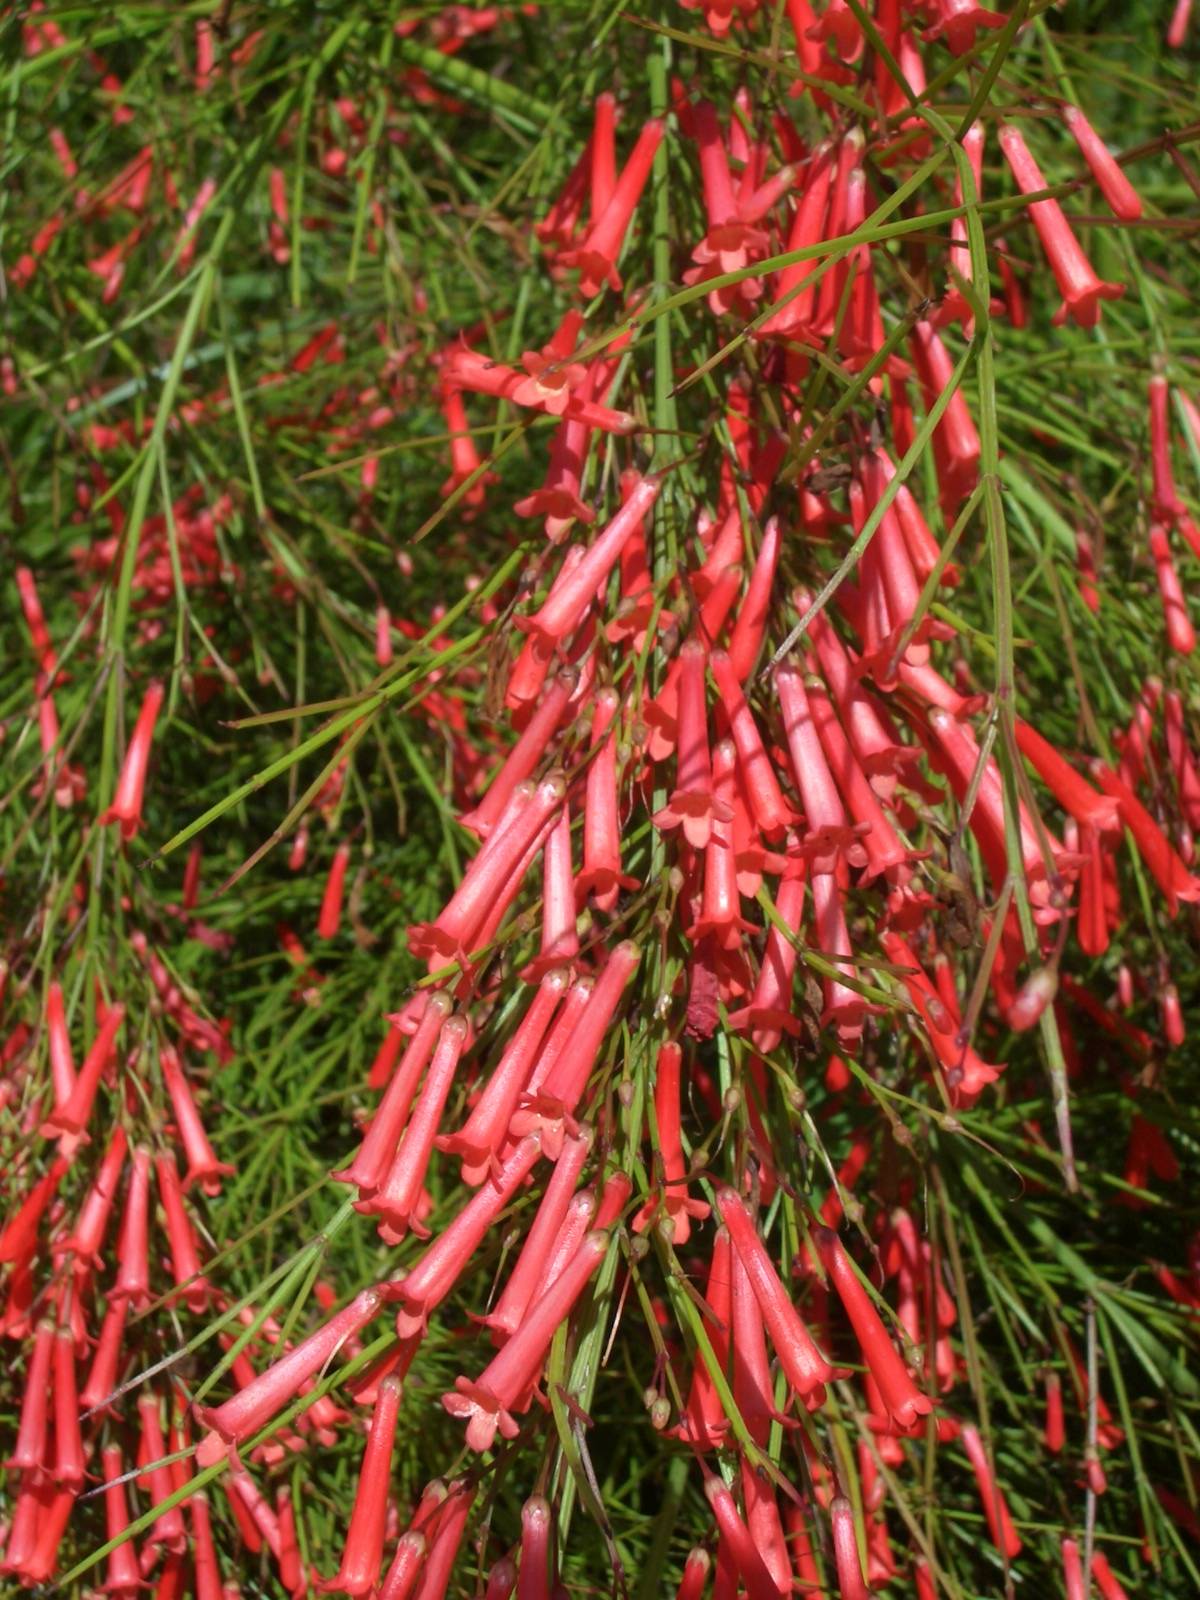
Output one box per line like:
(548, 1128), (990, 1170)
(157, 1151), (212, 1310)
(634, 1043), (709, 1243)
(335, 992), (453, 1193)
(576, 687), (638, 909)
(439, 379), (493, 507)
(591, 93), (617, 218)
(923, 0), (1004, 53)
(362, 1015), (469, 1239)
(444, 346), (635, 433)
(409, 773), (566, 965)
(689, 740), (754, 946)
(1165, 691), (1200, 830)
(537, 134), (591, 251)
(1063, 105), (1142, 221)
(53, 1319), (84, 1486)
(22, 1481), (75, 1586)
(409, 1481), (475, 1599)
(675, 1227), (733, 1451)
(761, 137), (834, 339)
(811, 867), (866, 1047)
(717, 1188), (835, 1409)
(1092, 760), (1200, 914)
(728, 853), (805, 1051)
(100, 1444), (144, 1598)
(807, 676), (910, 883)
(512, 940), (639, 1155)
(776, 663), (865, 872)
(444, 1229), (607, 1449)
(0, 1155), (69, 1264)
(960, 1423), (1022, 1559)
(486, 1557), (518, 1600)
(997, 123), (1125, 328)
(731, 1246), (780, 1446)
(441, 974), (565, 1182)
(1014, 719), (1121, 831)
(391, 1134), (543, 1339)
(1062, 1537), (1086, 1600)
(317, 840), (352, 940)
(39, 1000), (124, 1140)
(1044, 1370), (1065, 1452)
(829, 1497), (870, 1600)
(520, 477), (660, 648)
(461, 668), (577, 838)
(6, 1316), (53, 1472)
(675, 1549), (710, 1600)
(377, 1531), (426, 1600)
(100, 679), (165, 839)
(703, 1476), (784, 1600)
(561, 119), (663, 294)
(112, 1145), (153, 1308)
(1076, 824), (1110, 957)
(726, 516), (781, 680)
(911, 320), (980, 510)
(195, 1287), (382, 1466)
(139, 1393), (188, 1552)
(815, 1228), (933, 1430)
(190, 1492), (223, 1600)
(45, 980), (75, 1110)
(517, 1494), (552, 1600)
(483, 1126), (592, 1343)
(801, 601), (915, 795)
(80, 1299), (128, 1414)
(159, 1043), (234, 1193)
(711, 651), (794, 836)
(318, 1374), (403, 1596)
(879, 930), (999, 1103)
(277, 1488), (305, 1597)
(1148, 524), (1195, 655)
(1091, 1551), (1131, 1600)
(941, 122), (985, 329)
(514, 404), (596, 541)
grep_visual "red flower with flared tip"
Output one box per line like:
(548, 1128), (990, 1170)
(575, 687), (639, 909)
(560, 119), (662, 295)
(998, 123), (1125, 328)
(195, 1288), (382, 1466)
(923, 0), (1004, 55)
(718, 1188), (837, 1408)
(654, 640), (733, 850)
(510, 310), (588, 415)
(815, 1227), (934, 1430)
(633, 1043), (709, 1243)
(443, 1230), (607, 1449)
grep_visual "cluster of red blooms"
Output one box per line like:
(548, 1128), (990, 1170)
(3, 1), (1198, 1596)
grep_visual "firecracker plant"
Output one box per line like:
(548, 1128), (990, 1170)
(2, 2), (1200, 1597)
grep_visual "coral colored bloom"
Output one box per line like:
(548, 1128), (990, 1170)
(998, 123), (1125, 328)
(1063, 105), (1142, 221)
(100, 679), (164, 839)
(443, 1230), (607, 1449)
(561, 119), (663, 294)
(816, 1227), (933, 1429)
(318, 1375), (403, 1595)
(318, 839), (352, 940)
(717, 1188), (836, 1408)
(195, 1288), (382, 1465)
(960, 1423), (1022, 1558)
(633, 1043), (709, 1242)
